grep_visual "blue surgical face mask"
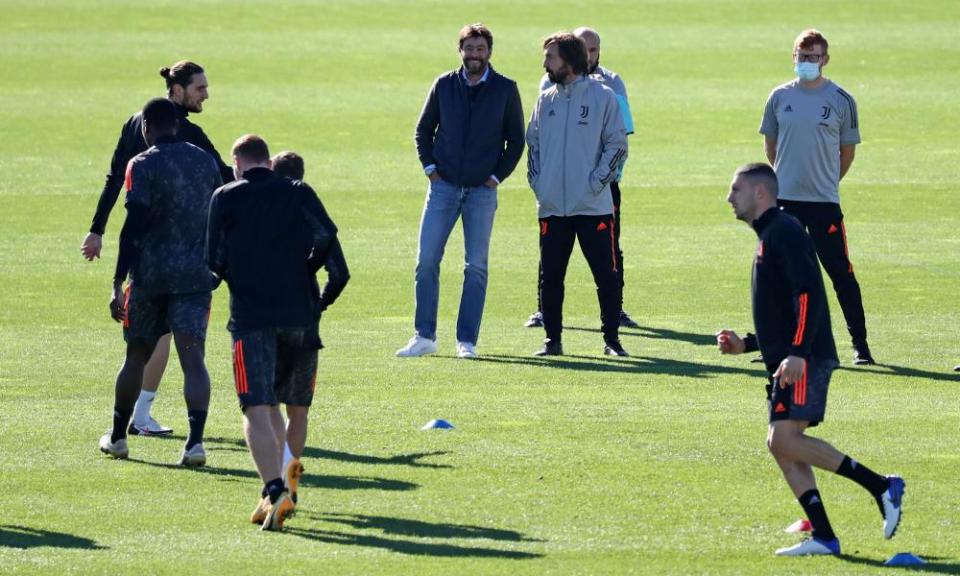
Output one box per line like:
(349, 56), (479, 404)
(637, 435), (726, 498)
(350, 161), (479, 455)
(795, 61), (821, 82)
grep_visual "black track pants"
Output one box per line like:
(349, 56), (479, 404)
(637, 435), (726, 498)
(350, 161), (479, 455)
(538, 214), (621, 343)
(779, 200), (867, 344)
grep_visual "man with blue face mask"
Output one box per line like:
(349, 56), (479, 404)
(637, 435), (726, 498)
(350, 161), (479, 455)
(760, 29), (874, 366)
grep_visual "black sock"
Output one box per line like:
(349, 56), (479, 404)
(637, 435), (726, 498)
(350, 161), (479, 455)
(835, 456), (890, 500)
(112, 406), (134, 443)
(798, 489), (836, 542)
(185, 410), (207, 450)
(265, 478), (286, 504)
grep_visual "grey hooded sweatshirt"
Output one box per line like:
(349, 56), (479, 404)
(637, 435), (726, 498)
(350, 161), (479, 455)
(526, 75), (627, 218)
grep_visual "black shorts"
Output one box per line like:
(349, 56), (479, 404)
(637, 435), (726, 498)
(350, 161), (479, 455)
(231, 327), (319, 410)
(767, 357), (838, 427)
(123, 286), (211, 347)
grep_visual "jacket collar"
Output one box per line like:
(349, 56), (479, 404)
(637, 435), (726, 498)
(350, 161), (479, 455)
(556, 74), (588, 95)
(241, 166), (274, 181)
(460, 64), (492, 86)
(752, 206), (780, 236)
(168, 100), (190, 119)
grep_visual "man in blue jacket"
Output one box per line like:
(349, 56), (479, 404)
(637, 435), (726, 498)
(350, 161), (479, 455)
(397, 23), (525, 359)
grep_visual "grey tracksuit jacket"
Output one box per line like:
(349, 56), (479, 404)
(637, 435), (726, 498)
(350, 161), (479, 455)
(526, 75), (627, 218)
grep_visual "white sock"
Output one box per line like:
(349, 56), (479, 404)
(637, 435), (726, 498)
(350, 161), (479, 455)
(132, 390), (157, 425)
(282, 442), (294, 479)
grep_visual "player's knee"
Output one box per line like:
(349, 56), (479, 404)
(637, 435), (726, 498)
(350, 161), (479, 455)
(767, 427), (798, 458)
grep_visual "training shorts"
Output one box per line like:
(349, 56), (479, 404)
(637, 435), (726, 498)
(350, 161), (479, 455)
(767, 356), (839, 427)
(231, 327), (319, 411)
(123, 285), (211, 347)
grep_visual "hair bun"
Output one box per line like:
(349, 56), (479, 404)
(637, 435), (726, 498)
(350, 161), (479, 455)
(159, 67), (171, 78)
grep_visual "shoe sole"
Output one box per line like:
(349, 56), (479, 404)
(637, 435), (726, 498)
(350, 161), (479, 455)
(396, 349), (437, 357)
(99, 446), (129, 459)
(774, 538), (841, 556)
(604, 348), (629, 357)
(180, 454), (206, 467)
(127, 425), (174, 437)
(775, 547), (839, 556)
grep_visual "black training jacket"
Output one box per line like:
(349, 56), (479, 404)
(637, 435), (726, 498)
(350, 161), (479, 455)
(90, 101), (233, 235)
(206, 168), (340, 334)
(747, 207), (839, 374)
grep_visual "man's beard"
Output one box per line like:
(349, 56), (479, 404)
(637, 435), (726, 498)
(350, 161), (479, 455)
(546, 67), (569, 85)
(588, 56), (600, 75)
(185, 100), (203, 113)
(463, 57), (487, 75)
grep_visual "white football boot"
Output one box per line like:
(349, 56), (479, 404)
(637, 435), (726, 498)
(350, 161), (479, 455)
(775, 538), (840, 556)
(98, 433), (129, 459)
(128, 416), (174, 436)
(179, 443), (207, 467)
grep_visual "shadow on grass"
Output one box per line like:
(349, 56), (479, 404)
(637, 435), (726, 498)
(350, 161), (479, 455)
(838, 363), (960, 383)
(566, 324), (717, 346)
(838, 554), (960, 574)
(473, 353), (764, 379)
(126, 459), (418, 491)
(286, 522), (542, 559)
(132, 436), (452, 470)
(300, 475), (417, 492)
(302, 448), (453, 469)
(307, 512), (545, 543)
(127, 434), (245, 449)
(0, 525), (107, 550)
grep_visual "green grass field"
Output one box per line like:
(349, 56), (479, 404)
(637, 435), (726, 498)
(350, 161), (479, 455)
(1, 0), (959, 573)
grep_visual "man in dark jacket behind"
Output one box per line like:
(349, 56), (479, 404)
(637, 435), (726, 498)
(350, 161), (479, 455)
(82, 60), (233, 436)
(397, 23), (525, 359)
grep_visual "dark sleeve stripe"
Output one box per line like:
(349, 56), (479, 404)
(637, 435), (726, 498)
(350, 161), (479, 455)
(792, 292), (808, 346)
(602, 148), (626, 184)
(527, 151), (538, 179)
(836, 88), (858, 129)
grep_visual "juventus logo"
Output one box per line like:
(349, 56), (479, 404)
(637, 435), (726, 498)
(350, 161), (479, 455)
(820, 106), (831, 120)
(580, 105), (589, 119)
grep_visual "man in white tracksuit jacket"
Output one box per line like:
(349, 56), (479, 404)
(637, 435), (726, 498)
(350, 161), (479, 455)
(526, 32), (628, 357)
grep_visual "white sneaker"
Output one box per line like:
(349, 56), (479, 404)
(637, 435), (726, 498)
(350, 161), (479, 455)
(456, 342), (477, 358)
(774, 537), (840, 556)
(395, 335), (437, 357)
(99, 433), (129, 459)
(128, 416), (174, 436)
(179, 443), (206, 467)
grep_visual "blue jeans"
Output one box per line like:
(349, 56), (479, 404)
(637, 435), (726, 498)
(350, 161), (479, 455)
(414, 178), (497, 344)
